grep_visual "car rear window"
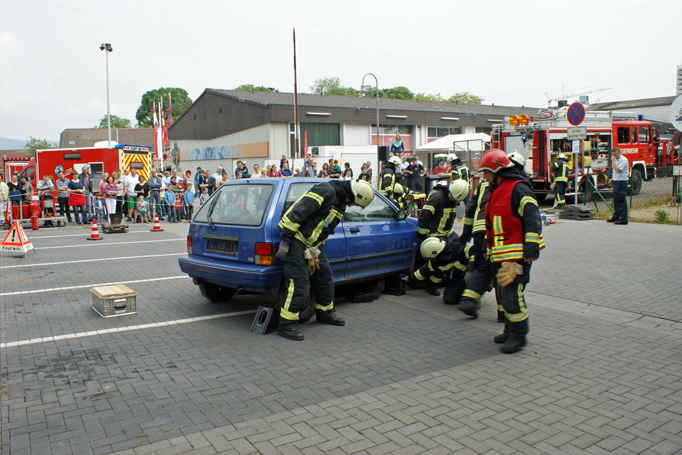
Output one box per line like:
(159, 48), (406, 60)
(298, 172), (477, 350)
(194, 183), (274, 226)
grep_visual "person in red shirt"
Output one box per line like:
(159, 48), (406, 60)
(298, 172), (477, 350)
(432, 159), (450, 175)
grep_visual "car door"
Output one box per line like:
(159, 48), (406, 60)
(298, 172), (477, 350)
(343, 193), (415, 280)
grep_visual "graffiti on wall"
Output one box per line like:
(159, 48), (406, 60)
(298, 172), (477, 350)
(180, 142), (269, 161)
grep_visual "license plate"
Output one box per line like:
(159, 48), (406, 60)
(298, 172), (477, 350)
(206, 239), (237, 255)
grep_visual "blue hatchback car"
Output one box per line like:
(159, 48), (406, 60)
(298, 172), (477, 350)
(178, 178), (419, 321)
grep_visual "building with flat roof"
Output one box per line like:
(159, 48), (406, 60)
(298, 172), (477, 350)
(59, 128), (154, 149)
(167, 89), (538, 176)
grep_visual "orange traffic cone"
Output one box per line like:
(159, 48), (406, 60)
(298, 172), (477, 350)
(87, 218), (103, 241)
(150, 212), (164, 232)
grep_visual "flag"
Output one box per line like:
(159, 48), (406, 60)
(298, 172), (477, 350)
(153, 102), (162, 159)
(167, 92), (172, 126)
(161, 104), (169, 147)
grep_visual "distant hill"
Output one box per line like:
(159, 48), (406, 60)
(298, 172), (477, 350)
(0, 137), (58, 150)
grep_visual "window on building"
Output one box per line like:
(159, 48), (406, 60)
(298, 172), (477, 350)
(427, 126), (461, 140)
(370, 125), (413, 152)
(475, 127), (492, 135)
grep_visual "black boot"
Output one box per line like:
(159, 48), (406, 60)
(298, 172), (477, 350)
(493, 332), (509, 344)
(351, 293), (377, 303)
(500, 335), (526, 353)
(277, 328), (304, 341)
(458, 300), (478, 319)
(316, 311), (345, 326)
(427, 287), (440, 296)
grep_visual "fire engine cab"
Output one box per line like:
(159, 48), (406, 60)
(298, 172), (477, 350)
(491, 109), (677, 201)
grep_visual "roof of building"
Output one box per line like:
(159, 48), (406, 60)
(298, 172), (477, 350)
(1, 149), (30, 158)
(588, 96), (677, 111)
(201, 88), (538, 116)
(59, 128), (154, 148)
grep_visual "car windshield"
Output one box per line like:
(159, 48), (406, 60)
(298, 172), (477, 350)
(194, 183), (273, 226)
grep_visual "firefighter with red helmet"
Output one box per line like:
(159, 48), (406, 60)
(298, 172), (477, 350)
(478, 150), (544, 353)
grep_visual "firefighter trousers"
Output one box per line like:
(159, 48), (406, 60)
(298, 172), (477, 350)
(278, 239), (335, 331)
(442, 278), (467, 305)
(554, 181), (566, 207)
(491, 261), (529, 337)
(458, 233), (491, 307)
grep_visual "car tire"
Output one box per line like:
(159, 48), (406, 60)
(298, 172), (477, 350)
(200, 281), (237, 303)
(275, 280), (315, 324)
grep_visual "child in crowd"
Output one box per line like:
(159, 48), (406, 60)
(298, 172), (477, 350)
(183, 183), (195, 221)
(359, 166), (370, 182)
(137, 195), (148, 223)
(93, 193), (106, 224)
(342, 162), (353, 180)
(164, 185), (177, 222)
(199, 186), (209, 206)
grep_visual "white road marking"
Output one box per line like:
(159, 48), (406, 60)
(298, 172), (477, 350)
(0, 275), (188, 296)
(33, 238), (184, 250)
(0, 310), (257, 349)
(23, 230), (162, 240)
(0, 253), (184, 269)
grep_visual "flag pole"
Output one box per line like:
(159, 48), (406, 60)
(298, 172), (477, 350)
(293, 28), (300, 159)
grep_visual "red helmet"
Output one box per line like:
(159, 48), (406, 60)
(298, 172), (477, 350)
(478, 150), (513, 173)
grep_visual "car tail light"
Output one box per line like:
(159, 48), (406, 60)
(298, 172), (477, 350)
(187, 235), (193, 255)
(255, 242), (274, 265)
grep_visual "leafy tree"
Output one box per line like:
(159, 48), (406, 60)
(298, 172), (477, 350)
(415, 93), (446, 102)
(382, 86), (414, 100)
(136, 87), (192, 128)
(25, 136), (57, 157)
(96, 114), (132, 129)
(447, 92), (484, 105)
(235, 84), (277, 92)
(310, 77), (358, 96)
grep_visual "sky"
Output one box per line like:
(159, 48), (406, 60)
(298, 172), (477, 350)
(1, 0), (681, 143)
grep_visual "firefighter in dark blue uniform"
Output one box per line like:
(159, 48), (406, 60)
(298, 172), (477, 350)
(417, 180), (469, 241)
(275, 179), (375, 341)
(551, 153), (569, 208)
(379, 156), (401, 200)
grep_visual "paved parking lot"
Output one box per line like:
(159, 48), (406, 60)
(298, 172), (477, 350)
(2, 218), (682, 455)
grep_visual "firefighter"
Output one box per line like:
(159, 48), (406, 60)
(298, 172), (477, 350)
(550, 153), (569, 208)
(379, 156), (401, 200)
(403, 237), (472, 304)
(456, 173), (494, 320)
(417, 180), (469, 241)
(391, 183), (412, 210)
(447, 153), (470, 183)
(275, 179), (375, 341)
(508, 150), (531, 181)
(480, 150), (545, 354)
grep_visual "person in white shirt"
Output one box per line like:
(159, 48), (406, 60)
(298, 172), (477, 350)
(125, 170), (139, 221)
(608, 147), (629, 225)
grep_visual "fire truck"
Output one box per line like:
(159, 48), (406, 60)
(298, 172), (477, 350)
(18, 144), (152, 187)
(2, 156), (32, 183)
(490, 110), (677, 201)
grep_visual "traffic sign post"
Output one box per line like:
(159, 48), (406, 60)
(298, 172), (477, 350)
(567, 127), (587, 141)
(669, 95), (682, 132)
(567, 102), (586, 126)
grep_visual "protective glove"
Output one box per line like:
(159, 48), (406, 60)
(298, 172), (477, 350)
(275, 241), (290, 259)
(304, 247), (321, 276)
(550, 182), (556, 190)
(496, 261), (523, 287)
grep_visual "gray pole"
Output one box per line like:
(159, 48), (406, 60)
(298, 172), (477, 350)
(106, 48), (111, 146)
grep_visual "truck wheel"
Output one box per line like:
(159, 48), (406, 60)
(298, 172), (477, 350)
(2, 222), (10, 230)
(628, 169), (643, 196)
(199, 281), (236, 303)
(275, 280), (315, 324)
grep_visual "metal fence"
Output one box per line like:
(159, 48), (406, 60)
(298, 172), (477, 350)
(584, 173), (682, 224)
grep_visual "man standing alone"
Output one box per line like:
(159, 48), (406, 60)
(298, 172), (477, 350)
(609, 147), (629, 225)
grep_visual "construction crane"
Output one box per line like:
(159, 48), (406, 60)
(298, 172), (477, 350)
(544, 87), (612, 107)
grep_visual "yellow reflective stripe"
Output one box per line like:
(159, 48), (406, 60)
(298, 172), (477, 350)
(518, 196), (538, 217)
(506, 311), (528, 322)
(463, 217), (474, 226)
(280, 279), (298, 320)
(430, 276), (442, 283)
(438, 208), (453, 233)
(497, 304), (504, 312)
(414, 269), (426, 281)
(427, 262), (435, 272)
(462, 289), (481, 301)
(422, 205), (435, 214)
(278, 216), (300, 232)
(464, 245), (472, 259)
(525, 232), (542, 244)
(418, 227), (429, 234)
(304, 191), (324, 207)
(491, 243), (524, 253)
(454, 262), (467, 272)
(315, 301), (333, 311)
(491, 251), (524, 261)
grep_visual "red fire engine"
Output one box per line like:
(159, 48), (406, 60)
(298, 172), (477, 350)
(2, 156), (32, 183)
(17, 144), (152, 187)
(490, 110), (677, 201)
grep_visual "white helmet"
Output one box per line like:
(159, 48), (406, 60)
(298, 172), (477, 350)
(420, 237), (446, 259)
(558, 153), (567, 160)
(446, 153), (458, 162)
(448, 180), (469, 202)
(508, 150), (525, 167)
(388, 156), (401, 166)
(351, 179), (375, 208)
(393, 183), (404, 195)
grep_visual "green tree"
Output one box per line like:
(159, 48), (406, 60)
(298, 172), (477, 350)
(25, 136), (57, 157)
(447, 92), (484, 104)
(235, 84), (276, 92)
(96, 114), (132, 129)
(135, 87), (192, 128)
(381, 86), (414, 100)
(310, 77), (358, 96)
(415, 93), (446, 102)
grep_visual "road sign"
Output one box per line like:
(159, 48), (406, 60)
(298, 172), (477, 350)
(566, 127), (587, 140)
(567, 102), (585, 126)
(669, 95), (682, 132)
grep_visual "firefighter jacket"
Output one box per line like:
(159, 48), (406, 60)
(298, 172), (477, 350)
(450, 159), (470, 183)
(460, 181), (489, 244)
(278, 180), (353, 248)
(552, 159), (569, 183)
(392, 188), (413, 211)
(418, 186), (457, 238)
(412, 242), (472, 286)
(484, 175), (545, 263)
(379, 163), (397, 198)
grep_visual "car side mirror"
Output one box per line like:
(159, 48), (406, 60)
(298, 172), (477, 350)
(396, 210), (407, 221)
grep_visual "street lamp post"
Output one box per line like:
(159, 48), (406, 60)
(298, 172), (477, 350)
(359, 73), (379, 146)
(100, 43), (113, 146)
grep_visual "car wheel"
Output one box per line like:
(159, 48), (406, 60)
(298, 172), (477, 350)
(275, 280), (315, 324)
(199, 281), (237, 303)
(57, 220), (66, 227)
